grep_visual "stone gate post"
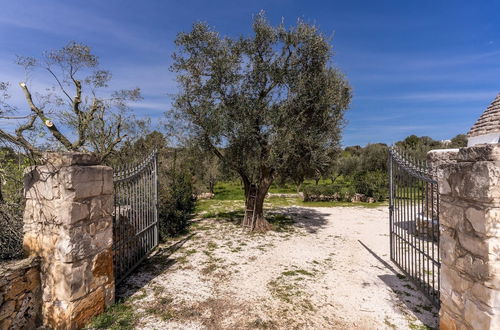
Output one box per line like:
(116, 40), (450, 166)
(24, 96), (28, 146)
(438, 144), (500, 329)
(22, 152), (114, 329)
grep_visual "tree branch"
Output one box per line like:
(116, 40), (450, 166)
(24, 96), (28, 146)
(19, 82), (74, 150)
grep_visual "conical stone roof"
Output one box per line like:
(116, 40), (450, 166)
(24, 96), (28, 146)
(468, 92), (500, 137)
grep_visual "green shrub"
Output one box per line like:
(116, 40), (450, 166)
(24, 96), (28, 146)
(158, 172), (196, 239)
(302, 184), (355, 202)
(353, 171), (388, 202)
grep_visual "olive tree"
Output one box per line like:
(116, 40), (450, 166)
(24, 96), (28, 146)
(171, 13), (351, 231)
(0, 42), (141, 161)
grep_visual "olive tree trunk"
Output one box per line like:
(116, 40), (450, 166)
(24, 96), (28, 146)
(241, 172), (273, 231)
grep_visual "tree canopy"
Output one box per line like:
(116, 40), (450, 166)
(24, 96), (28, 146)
(170, 13), (351, 230)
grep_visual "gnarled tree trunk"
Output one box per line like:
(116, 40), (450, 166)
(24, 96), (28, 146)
(241, 170), (273, 231)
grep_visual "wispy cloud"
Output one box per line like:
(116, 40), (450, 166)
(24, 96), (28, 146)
(358, 90), (498, 102)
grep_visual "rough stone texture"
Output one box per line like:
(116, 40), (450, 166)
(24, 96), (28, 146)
(468, 92), (500, 138)
(23, 152), (114, 329)
(0, 256), (42, 330)
(438, 144), (500, 330)
(417, 150), (459, 239)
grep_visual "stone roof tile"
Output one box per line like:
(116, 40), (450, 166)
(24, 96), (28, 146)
(468, 92), (500, 137)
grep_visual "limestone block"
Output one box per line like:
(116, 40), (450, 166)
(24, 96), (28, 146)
(471, 282), (500, 309)
(71, 287), (105, 329)
(457, 144), (500, 162)
(440, 198), (464, 229)
(464, 299), (495, 329)
(70, 181), (104, 200)
(24, 167), (60, 201)
(457, 232), (489, 258)
(441, 264), (473, 296)
(89, 196), (113, 220)
(102, 167), (113, 195)
(55, 220), (112, 263)
(0, 300), (15, 321)
(454, 255), (489, 281)
(57, 201), (90, 225)
(61, 166), (104, 186)
(444, 161), (500, 202)
(441, 291), (463, 316)
(43, 152), (99, 167)
(441, 228), (457, 266)
(465, 207), (500, 237)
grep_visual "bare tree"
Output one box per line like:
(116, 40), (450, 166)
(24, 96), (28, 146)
(0, 42), (141, 161)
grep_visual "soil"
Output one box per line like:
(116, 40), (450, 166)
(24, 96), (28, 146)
(118, 206), (438, 329)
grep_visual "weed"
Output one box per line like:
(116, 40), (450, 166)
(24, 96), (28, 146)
(86, 301), (135, 330)
(281, 269), (314, 277)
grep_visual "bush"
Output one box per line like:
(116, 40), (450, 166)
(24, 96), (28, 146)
(158, 172), (196, 239)
(302, 184), (355, 202)
(0, 203), (24, 260)
(352, 171), (388, 202)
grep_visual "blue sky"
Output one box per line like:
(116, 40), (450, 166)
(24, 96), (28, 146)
(1, 0), (499, 146)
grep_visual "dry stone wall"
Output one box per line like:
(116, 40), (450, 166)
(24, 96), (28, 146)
(0, 256), (41, 330)
(23, 152), (114, 329)
(438, 144), (500, 330)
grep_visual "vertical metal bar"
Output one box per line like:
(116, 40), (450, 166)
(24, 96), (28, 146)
(389, 151), (394, 260)
(154, 152), (159, 247)
(436, 179), (440, 304)
(431, 181), (436, 298)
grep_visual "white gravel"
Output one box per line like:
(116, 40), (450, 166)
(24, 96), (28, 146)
(118, 206), (438, 329)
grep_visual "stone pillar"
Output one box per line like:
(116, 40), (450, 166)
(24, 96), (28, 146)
(438, 144), (500, 330)
(23, 153), (114, 329)
(418, 149), (459, 238)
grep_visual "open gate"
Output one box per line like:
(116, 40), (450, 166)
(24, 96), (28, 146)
(389, 147), (440, 307)
(113, 151), (159, 284)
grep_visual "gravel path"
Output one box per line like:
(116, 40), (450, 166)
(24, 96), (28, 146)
(118, 206), (438, 329)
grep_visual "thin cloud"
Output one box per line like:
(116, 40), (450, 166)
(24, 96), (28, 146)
(358, 91), (499, 101)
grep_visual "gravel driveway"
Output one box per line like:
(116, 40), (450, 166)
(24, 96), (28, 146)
(117, 206), (438, 329)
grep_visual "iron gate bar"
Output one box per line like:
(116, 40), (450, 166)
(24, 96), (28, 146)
(113, 150), (159, 284)
(389, 146), (440, 307)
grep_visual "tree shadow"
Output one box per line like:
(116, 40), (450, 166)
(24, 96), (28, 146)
(358, 240), (438, 329)
(116, 234), (195, 300)
(197, 206), (329, 234)
(272, 207), (330, 233)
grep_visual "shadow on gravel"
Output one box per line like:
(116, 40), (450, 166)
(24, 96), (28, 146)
(285, 207), (330, 233)
(198, 206), (330, 234)
(358, 240), (438, 329)
(116, 234), (195, 300)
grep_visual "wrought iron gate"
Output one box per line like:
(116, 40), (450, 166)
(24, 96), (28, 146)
(113, 151), (158, 284)
(389, 147), (440, 307)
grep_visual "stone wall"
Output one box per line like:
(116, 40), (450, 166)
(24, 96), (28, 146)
(438, 144), (500, 329)
(23, 152), (114, 329)
(0, 256), (41, 330)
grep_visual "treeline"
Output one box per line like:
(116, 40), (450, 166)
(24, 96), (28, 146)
(299, 134), (467, 202)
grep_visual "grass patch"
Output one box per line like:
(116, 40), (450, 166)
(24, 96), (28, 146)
(86, 300), (135, 330)
(282, 269), (314, 277)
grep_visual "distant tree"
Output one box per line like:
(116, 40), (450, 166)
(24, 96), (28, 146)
(171, 13), (351, 231)
(0, 42), (141, 161)
(359, 143), (388, 172)
(449, 134), (467, 148)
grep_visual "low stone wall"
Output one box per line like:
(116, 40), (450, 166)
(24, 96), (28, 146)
(438, 144), (500, 329)
(0, 256), (42, 329)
